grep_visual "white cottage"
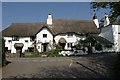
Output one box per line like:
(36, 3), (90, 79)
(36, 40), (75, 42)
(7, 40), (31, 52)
(99, 14), (120, 52)
(2, 14), (104, 54)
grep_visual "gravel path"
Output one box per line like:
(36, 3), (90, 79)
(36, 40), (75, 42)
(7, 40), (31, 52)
(2, 53), (117, 79)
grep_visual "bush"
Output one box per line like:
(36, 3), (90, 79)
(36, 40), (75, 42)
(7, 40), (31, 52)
(24, 52), (42, 58)
(1, 38), (7, 66)
(47, 49), (62, 57)
(95, 43), (103, 51)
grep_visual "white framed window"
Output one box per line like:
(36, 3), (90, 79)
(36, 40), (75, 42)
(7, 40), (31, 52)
(67, 43), (72, 48)
(8, 40), (11, 42)
(43, 34), (47, 38)
(25, 40), (28, 42)
(38, 46), (40, 49)
(68, 34), (73, 37)
(12, 36), (19, 41)
(30, 36), (35, 41)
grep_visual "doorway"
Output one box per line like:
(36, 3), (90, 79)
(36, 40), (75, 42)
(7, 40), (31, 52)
(58, 38), (67, 50)
(42, 43), (48, 52)
(59, 42), (66, 50)
(14, 43), (24, 57)
(16, 47), (23, 57)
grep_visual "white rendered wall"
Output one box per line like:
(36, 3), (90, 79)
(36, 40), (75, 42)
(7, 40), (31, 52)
(99, 25), (120, 52)
(99, 25), (114, 43)
(36, 28), (53, 52)
(117, 25), (120, 51)
(54, 33), (86, 50)
(4, 37), (12, 50)
(118, 34), (120, 51)
(112, 25), (119, 52)
(4, 37), (34, 53)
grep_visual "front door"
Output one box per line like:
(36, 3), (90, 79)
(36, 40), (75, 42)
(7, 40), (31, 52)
(42, 43), (48, 52)
(16, 47), (22, 57)
(59, 42), (66, 50)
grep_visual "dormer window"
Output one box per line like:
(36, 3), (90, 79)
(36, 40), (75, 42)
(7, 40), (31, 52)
(12, 36), (19, 41)
(43, 34), (47, 38)
(30, 36), (35, 41)
(68, 33), (73, 37)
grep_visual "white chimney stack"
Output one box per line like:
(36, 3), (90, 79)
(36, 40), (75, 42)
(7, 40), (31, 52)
(93, 13), (99, 28)
(47, 14), (53, 25)
(104, 13), (110, 27)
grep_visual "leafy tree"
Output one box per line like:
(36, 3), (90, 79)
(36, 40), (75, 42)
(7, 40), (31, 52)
(2, 38), (6, 66)
(90, 2), (120, 22)
(0, 37), (7, 66)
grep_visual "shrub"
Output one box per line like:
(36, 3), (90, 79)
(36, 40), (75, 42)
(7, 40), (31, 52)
(95, 43), (103, 51)
(47, 49), (62, 57)
(1, 38), (7, 66)
(24, 52), (42, 58)
(47, 45), (62, 57)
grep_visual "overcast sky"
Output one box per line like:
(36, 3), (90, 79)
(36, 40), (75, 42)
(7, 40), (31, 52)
(2, 2), (110, 30)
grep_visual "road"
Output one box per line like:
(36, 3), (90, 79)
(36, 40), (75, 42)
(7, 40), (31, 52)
(2, 53), (117, 79)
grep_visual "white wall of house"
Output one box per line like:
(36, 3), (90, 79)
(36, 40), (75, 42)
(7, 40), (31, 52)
(99, 25), (114, 43)
(99, 25), (120, 52)
(118, 34), (120, 51)
(36, 28), (53, 52)
(4, 37), (34, 53)
(54, 33), (86, 50)
(118, 25), (120, 51)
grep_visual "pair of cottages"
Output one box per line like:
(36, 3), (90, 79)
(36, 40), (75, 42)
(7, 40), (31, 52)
(2, 14), (120, 54)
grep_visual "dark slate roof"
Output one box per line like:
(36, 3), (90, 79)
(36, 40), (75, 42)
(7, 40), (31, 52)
(90, 35), (113, 46)
(2, 19), (100, 36)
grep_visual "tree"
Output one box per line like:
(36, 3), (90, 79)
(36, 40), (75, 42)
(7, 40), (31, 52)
(0, 38), (7, 66)
(90, 1), (120, 22)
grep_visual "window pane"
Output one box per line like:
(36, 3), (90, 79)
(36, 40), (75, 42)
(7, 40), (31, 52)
(43, 34), (47, 38)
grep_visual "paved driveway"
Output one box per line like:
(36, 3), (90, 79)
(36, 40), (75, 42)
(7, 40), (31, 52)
(2, 53), (117, 79)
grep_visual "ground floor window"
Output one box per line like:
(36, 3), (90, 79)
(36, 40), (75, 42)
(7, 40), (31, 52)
(38, 46), (40, 49)
(67, 43), (72, 48)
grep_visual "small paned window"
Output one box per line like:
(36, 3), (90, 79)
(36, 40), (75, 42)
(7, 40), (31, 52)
(30, 36), (35, 41)
(25, 40), (28, 42)
(68, 43), (72, 48)
(12, 36), (19, 41)
(38, 46), (40, 49)
(43, 34), (47, 38)
(68, 34), (73, 37)
(8, 40), (11, 42)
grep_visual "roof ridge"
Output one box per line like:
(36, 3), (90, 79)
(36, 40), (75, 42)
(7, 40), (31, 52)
(12, 22), (46, 24)
(53, 19), (93, 22)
